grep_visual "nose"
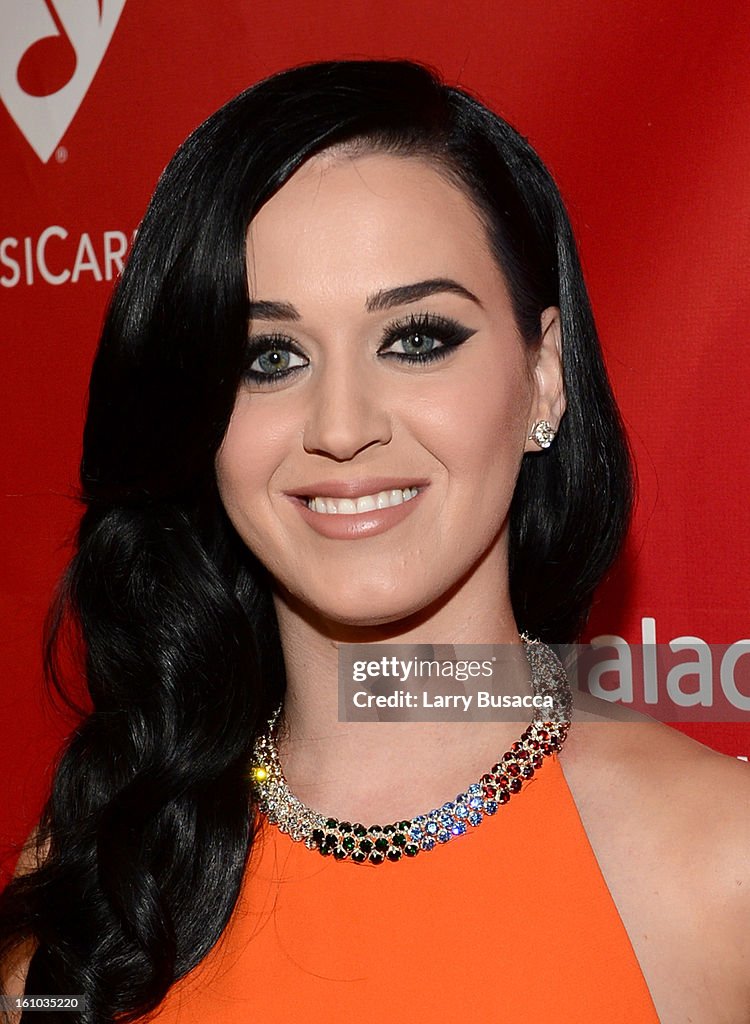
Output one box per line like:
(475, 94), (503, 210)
(302, 356), (392, 461)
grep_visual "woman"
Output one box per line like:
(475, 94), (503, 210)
(1, 59), (748, 1023)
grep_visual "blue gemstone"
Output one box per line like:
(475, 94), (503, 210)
(484, 801), (498, 815)
(439, 812), (454, 829)
(441, 801), (456, 812)
(421, 836), (436, 851)
(468, 796), (483, 810)
(454, 803), (469, 818)
(454, 792), (467, 804)
(451, 821), (467, 835)
(466, 783), (482, 797)
(409, 825), (423, 840)
(436, 829), (450, 843)
(426, 821), (438, 835)
(413, 815), (426, 826)
(468, 811), (483, 826)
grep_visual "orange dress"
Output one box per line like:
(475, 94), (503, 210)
(145, 753), (659, 1021)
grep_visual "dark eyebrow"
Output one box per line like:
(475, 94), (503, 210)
(365, 278), (483, 313)
(247, 299), (301, 322)
(248, 278), (483, 324)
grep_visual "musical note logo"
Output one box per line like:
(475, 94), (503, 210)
(16, 0), (79, 98)
(0, 0), (128, 162)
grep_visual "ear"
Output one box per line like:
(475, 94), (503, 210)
(524, 306), (566, 453)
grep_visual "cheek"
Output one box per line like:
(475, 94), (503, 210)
(214, 405), (278, 530)
(412, 362), (531, 493)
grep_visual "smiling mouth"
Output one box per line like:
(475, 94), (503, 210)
(303, 486), (420, 515)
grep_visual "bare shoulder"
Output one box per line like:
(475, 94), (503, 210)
(0, 825), (48, 1020)
(561, 697), (750, 1017)
(13, 825), (50, 879)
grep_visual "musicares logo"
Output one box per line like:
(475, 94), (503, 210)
(0, 0), (127, 163)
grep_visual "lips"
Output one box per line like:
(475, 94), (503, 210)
(307, 486), (418, 515)
(289, 477), (430, 500)
(285, 478), (428, 540)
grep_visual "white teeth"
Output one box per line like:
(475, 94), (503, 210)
(306, 486), (419, 515)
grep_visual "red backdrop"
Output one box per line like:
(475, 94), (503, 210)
(2, 0), (749, 868)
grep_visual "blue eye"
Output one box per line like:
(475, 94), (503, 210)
(378, 313), (476, 364)
(243, 337), (308, 384)
(387, 331), (441, 357)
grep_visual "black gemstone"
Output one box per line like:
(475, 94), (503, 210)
(342, 837), (355, 851)
(353, 823), (367, 836)
(359, 839), (373, 854)
(383, 825), (396, 834)
(339, 821), (352, 833)
(386, 849), (402, 861)
(392, 832), (406, 847)
(374, 837), (389, 853)
(369, 852), (384, 864)
(311, 829), (325, 844)
(404, 844), (419, 857)
(323, 833), (337, 848)
(333, 847), (347, 860)
(351, 850), (367, 863)
(325, 817), (338, 828)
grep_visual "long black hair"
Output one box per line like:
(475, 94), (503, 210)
(0, 59), (633, 1022)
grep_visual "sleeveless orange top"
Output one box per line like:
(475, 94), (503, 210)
(145, 754), (659, 1021)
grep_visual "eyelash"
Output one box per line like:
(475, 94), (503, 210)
(242, 313), (475, 386)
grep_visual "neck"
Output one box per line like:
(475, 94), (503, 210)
(267, 545), (538, 823)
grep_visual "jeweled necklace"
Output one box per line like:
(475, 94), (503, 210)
(250, 635), (572, 865)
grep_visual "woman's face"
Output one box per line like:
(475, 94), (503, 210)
(215, 150), (563, 626)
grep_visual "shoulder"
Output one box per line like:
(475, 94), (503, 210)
(0, 826), (49, 1018)
(13, 825), (50, 878)
(564, 697), (750, 891)
(562, 703), (750, 1012)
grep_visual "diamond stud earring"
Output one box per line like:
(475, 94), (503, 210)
(528, 420), (556, 449)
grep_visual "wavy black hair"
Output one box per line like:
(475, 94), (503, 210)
(0, 59), (632, 1022)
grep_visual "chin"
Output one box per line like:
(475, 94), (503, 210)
(284, 576), (441, 630)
